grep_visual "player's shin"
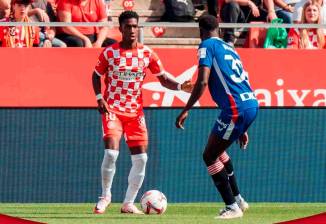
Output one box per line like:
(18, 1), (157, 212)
(223, 160), (240, 196)
(211, 168), (236, 206)
(101, 149), (119, 199)
(123, 153), (148, 204)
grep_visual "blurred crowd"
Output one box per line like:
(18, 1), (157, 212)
(0, 0), (116, 47)
(183, 0), (326, 48)
(0, 0), (324, 48)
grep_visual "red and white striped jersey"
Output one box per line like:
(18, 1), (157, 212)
(287, 28), (324, 49)
(95, 42), (164, 114)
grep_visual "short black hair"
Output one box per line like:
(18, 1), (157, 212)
(119, 10), (139, 25)
(198, 15), (218, 32)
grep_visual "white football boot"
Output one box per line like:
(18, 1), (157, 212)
(215, 206), (243, 219)
(93, 197), (111, 214)
(237, 198), (249, 212)
(121, 203), (144, 214)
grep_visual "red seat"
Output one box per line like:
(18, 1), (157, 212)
(244, 22), (267, 48)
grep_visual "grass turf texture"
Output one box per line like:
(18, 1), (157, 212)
(1, 203), (325, 224)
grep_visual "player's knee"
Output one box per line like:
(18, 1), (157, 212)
(104, 149), (119, 163)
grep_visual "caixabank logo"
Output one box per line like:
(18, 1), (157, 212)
(0, 48), (325, 107)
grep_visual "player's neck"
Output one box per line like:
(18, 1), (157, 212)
(120, 40), (138, 49)
(201, 31), (219, 41)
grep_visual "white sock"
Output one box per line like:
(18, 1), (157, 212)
(235, 194), (243, 203)
(101, 149), (119, 199)
(123, 153), (148, 204)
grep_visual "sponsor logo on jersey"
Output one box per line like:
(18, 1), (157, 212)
(114, 71), (143, 81)
(217, 118), (229, 131)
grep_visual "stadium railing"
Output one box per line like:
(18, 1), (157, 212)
(0, 21), (325, 44)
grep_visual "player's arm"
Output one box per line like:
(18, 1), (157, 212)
(175, 66), (210, 129)
(156, 73), (192, 93)
(92, 50), (110, 114)
(92, 72), (102, 96)
(92, 72), (109, 114)
(149, 50), (192, 92)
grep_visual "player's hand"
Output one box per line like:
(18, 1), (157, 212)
(97, 99), (109, 114)
(181, 80), (193, 93)
(238, 132), (249, 150)
(175, 110), (188, 129)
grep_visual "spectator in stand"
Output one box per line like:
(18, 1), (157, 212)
(220, 0), (278, 45)
(293, 0), (326, 24)
(273, 0), (297, 23)
(287, 0), (325, 48)
(207, 0), (219, 17)
(56, 0), (116, 47)
(0, 0), (40, 47)
(0, 0), (10, 18)
(0, 0), (9, 8)
(192, 0), (219, 18)
(30, 0), (66, 47)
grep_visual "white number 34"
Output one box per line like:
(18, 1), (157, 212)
(224, 54), (249, 84)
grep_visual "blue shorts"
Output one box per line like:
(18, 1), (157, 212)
(211, 107), (258, 142)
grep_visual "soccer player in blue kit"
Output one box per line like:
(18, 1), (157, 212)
(176, 15), (259, 219)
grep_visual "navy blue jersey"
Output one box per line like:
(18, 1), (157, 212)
(198, 37), (258, 113)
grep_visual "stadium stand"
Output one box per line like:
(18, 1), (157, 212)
(108, 0), (202, 47)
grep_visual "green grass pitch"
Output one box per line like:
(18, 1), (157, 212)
(1, 203), (325, 224)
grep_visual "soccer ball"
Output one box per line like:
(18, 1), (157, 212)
(140, 190), (167, 214)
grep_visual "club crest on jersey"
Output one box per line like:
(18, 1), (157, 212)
(198, 48), (207, 59)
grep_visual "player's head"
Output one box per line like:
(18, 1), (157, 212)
(198, 15), (219, 40)
(119, 11), (139, 43)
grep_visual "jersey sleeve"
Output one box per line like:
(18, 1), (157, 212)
(198, 41), (213, 68)
(148, 50), (164, 76)
(287, 28), (299, 49)
(94, 48), (109, 76)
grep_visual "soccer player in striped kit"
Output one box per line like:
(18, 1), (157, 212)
(92, 10), (192, 214)
(176, 15), (259, 219)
